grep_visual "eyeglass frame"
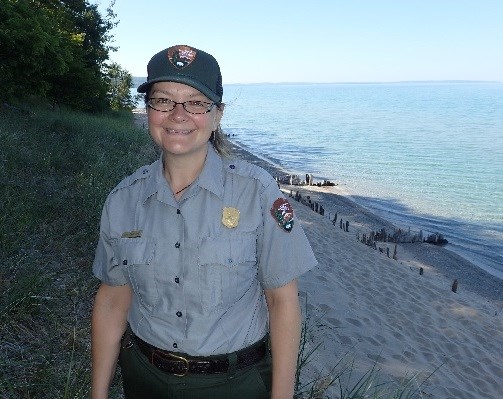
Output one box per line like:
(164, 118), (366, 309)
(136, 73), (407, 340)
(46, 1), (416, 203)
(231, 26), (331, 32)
(147, 97), (216, 115)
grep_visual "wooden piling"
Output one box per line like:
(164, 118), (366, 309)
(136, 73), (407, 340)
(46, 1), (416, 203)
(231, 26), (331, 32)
(451, 279), (458, 293)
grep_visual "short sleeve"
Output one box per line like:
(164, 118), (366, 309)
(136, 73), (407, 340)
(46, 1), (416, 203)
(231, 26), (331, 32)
(257, 180), (317, 289)
(92, 199), (127, 286)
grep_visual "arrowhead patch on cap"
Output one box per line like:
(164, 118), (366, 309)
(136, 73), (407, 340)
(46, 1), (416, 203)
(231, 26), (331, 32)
(167, 45), (197, 69)
(270, 198), (294, 232)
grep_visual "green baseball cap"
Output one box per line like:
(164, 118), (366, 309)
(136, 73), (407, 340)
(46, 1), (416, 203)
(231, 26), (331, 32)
(137, 45), (223, 103)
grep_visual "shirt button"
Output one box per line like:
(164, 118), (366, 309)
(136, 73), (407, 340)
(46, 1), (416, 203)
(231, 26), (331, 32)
(177, 209), (181, 214)
(173, 343), (178, 349)
(175, 242), (180, 248)
(122, 259), (128, 266)
(176, 311), (182, 317)
(174, 277), (180, 284)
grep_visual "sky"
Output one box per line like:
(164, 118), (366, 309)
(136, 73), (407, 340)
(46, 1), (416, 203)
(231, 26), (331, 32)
(93, 0), (503, 84)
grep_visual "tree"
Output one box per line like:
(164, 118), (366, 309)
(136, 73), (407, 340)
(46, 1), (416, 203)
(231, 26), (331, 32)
(0, 0), (73, 101)
(47, 0), (116, 111)
(106, 62), (139, 110)
(0, 0), (118, 112)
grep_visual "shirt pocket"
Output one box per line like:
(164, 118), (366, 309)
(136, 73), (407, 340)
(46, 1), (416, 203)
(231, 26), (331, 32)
(114, 238), (158, 312)
(198, 233), (257, 313)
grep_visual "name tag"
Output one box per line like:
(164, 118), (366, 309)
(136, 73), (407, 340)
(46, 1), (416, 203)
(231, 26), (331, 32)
(121, 230), (142, 238)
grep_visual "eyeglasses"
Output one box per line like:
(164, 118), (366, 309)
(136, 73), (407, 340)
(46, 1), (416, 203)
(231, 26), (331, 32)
(147, 98), (215, 114)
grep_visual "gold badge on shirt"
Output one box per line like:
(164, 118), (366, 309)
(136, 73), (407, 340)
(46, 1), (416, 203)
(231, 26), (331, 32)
(222, 207), (240, 228)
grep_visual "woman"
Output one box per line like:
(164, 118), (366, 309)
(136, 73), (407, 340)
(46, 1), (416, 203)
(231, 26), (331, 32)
(91, 44), (317, 399)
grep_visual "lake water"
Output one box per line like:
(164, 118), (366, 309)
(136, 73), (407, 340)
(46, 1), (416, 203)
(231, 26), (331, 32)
(220, 82), (503, 279)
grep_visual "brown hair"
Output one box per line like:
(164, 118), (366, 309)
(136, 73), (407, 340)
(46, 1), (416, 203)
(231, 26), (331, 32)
(209, 110), (232, 157)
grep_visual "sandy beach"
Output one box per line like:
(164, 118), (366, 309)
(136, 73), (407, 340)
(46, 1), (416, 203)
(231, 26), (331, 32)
(133, 110), (503, 398)
(231, 143), (503, 399)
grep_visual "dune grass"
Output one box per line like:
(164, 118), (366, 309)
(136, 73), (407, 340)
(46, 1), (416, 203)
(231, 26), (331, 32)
(0, 104), (435, 398)
(0, 104), (157, 398)
(294, 298), (438, 399)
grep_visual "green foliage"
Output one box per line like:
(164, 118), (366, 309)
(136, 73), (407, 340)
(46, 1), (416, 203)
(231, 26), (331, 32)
(0, 0), (72, 99)
(0, 0), (124, 112)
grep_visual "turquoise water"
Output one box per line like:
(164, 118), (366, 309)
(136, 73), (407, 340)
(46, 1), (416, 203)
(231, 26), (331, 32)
(221, 83), (503, 278)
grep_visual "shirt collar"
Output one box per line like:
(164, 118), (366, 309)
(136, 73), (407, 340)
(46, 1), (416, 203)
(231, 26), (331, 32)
(196, 145), (224, 199)
(142, 145), (224, 203)
(141, 156), (165, 204)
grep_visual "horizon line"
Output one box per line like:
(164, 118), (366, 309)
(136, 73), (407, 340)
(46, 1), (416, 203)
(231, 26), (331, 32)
(132, 77), (501, 85)
(224, 80), (502, 85)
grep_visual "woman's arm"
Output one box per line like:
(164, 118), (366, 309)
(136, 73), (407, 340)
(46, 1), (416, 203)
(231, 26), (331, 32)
(91, 283), (132, 399)
(265, 279), (302, 399)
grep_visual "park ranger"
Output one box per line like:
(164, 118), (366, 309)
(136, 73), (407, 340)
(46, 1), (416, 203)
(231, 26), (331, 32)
(91, 44), (317, 399)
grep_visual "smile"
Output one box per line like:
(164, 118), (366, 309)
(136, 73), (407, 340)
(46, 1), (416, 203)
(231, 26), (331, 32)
(166, 128), (194, 135)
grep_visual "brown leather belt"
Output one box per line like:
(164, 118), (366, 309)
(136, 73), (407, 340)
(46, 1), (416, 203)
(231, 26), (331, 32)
(133, 334), (268, 376)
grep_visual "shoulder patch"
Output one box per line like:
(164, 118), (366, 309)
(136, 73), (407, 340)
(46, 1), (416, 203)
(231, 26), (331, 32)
(270, 198), (294, 232)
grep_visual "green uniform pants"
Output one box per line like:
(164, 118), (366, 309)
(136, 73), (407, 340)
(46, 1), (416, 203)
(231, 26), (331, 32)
(118, 339), (272, 399)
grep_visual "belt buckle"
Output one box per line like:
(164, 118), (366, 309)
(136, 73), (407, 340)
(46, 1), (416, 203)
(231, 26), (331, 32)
(164, 352), (190, 377)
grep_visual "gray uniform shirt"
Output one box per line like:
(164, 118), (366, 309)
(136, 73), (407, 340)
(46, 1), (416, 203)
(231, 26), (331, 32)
(93, 145), (317, 356)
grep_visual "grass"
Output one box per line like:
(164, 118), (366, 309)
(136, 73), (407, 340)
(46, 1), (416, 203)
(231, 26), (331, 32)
(0, 104), (437, 398)
(0, 104), (157, 398)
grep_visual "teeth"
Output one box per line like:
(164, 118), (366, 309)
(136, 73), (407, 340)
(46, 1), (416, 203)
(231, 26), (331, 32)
(167, 129), (192, 135)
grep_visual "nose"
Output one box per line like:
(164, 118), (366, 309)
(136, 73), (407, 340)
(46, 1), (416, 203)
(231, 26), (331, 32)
(170, 102), (188, 120)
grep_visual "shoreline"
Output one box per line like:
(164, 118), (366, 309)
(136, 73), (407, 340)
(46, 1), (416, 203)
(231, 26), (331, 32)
(228, 141), (503, 398)
(228, 139), (502, 302)
(133, 109), (501, 301)
(133, 108), (501, 300)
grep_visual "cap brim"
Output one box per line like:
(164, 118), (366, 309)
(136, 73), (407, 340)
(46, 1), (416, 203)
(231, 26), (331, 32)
(137, 76), (220, 103)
